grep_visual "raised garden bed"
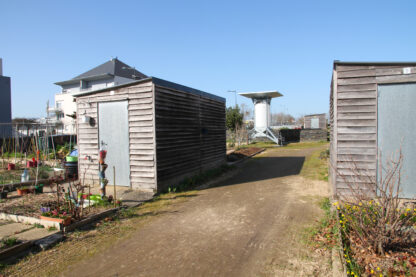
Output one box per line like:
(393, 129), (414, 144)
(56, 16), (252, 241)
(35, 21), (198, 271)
(0, 186), (120, 231)
(226, 147), (264, 163)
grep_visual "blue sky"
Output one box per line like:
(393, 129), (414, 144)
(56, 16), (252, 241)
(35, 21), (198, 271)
(1, 0), (415, 118)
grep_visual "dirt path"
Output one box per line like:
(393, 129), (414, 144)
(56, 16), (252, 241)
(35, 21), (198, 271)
(59, 146), (331, 277)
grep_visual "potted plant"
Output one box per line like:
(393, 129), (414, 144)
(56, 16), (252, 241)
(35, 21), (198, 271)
(7, 163), (15, 171)
(34, 183), (44, 194)
(17, 186), (30, 196)
(40, 209), (71, 226)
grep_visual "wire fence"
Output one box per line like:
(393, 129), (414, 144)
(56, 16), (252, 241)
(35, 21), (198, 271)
(0, 123), (77, 162)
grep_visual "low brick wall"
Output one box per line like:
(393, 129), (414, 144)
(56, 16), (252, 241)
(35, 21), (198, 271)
(300, 129), (327, 141)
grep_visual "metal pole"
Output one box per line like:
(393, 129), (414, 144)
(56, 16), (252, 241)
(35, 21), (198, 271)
(113, 166), (116, 207)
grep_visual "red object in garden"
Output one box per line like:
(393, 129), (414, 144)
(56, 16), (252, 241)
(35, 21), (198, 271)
(27, 161), (34, 168)
(17, 188), (29, 196)
(7, 163), (15, 170)
(81, 193), (92, 199)
(99, 150), (107, 159)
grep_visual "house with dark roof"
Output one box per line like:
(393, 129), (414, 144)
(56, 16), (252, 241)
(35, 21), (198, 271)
(51, 58), (147, 134)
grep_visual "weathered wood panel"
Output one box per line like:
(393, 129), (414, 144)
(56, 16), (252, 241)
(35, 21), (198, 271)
(331, 62), (416, 196)
(76, 80), (156, 190)
(155, 85), (225, 192)
(76, 79), (225, 192)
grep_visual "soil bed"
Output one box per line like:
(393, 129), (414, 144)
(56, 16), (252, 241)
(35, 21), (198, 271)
(0, 188), (113, 221)
(227, 147), (263, 162)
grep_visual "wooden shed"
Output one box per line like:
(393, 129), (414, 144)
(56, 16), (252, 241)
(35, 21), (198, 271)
(73, 77), (226, 192)
(304, 113), (326, 129)
(330, 61), (416, 198)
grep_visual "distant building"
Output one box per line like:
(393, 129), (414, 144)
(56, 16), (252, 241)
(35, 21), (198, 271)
(303, 113), (327, 129)
(0, 58), (12, 137)
(52, 58), (147, 134)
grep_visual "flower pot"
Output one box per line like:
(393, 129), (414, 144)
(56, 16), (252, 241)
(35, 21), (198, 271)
(40, 216), (72, 226)
(17, 188), (29, 196)
(7, 163), (15, 170)
(34, 184), (44, 194)
(0, 191), (8, 199)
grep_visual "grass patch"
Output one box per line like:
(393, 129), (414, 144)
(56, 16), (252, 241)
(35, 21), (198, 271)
(304, 197), (338, 250)
(300, 145), (329, 181)
(284, 140), (328, 149)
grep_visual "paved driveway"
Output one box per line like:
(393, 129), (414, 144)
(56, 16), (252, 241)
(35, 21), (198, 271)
(62, 146), (330, 277)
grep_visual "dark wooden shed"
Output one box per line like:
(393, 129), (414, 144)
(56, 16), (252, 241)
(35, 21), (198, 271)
(330, 61), (416, 198)
(74, 77), (226, 192)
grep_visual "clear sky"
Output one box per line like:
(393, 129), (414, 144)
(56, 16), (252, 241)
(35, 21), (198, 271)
(1, 0), (415, 119)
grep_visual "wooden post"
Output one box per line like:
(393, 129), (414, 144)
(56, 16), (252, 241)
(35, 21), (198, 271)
(113, 166), (116, 207)
(88, 182), (91, 213)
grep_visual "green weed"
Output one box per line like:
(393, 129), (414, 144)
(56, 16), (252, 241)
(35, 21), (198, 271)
(47, 226), (57, 231)
(1, 237), (18, 247)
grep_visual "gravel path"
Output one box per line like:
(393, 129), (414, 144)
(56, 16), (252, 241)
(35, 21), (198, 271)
(61, 146), (331, 277)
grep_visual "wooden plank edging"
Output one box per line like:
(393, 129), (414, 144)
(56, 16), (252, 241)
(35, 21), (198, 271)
(63, 207), (120, 233)
(0, 240), (33, 261)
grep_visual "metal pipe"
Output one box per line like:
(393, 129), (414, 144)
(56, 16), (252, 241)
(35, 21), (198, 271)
(113, 166), (116, 207)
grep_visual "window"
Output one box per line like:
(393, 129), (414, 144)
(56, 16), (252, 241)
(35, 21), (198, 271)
(57, 113), (64, 120)
(80, 80), (89, 89)
(56, 101), (62, 108)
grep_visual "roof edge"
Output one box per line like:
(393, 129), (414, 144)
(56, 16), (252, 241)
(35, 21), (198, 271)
(72, 78), (153, 97)
(334, 60), (416, 66)
(55, 73), (114, 85)
(152, 77), (225, 103)
(72, 77), (225, 103)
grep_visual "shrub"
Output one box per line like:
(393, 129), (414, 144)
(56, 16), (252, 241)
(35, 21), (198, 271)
(335, 150), (416, 275)
(337, 150), (415, 255)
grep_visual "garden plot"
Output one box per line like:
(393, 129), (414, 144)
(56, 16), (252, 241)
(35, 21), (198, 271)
(226, 147), (264, 163)
(0, 183), (120, 231)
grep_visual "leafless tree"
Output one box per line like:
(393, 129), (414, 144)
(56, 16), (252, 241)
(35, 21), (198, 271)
(271, 112), (295, 126)
(336, 149), (415, 255)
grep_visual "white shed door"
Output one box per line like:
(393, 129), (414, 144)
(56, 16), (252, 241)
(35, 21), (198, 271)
(311, 118), (319, 129)
(98, 101), (130, 187)
(378, 83), (416, 198)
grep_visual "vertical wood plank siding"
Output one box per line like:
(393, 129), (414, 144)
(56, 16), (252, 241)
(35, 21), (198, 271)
(155, 85), (226, 191)
(76, 81), (156, 190)
(331, 64), (416, 195)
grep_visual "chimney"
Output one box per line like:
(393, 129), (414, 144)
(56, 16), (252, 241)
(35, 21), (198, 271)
(0, 58), (3, 76)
